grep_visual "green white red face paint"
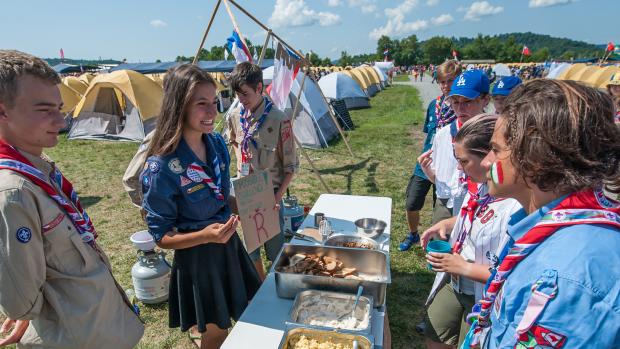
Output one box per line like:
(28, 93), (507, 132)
(490, 161), (504, 185)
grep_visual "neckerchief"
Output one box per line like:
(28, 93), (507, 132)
(453, 181), (494, 254)
(436, 95), (456, 129)
(465, 188), (620, 348)
(185, 142), (224, 201)
(0, 140), (98, 249)
(240, 96), (273, 163)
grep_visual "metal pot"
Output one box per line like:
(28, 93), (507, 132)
(354, 218), (387, 240)
(325, 234), (379, 250)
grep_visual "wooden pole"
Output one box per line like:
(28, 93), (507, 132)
(227, 0), (309, 66)
(222, 0), (251, 62)
(192, 0), (222, 64)
(257, 30), (272, 65)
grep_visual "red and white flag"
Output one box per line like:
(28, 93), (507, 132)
(60, 48), (65, 60)
(522, 46), (531, 56)
(452, 49), (458, 59)
(270, 41), (302, 110)
(226, 30), (252, 64)
(606, 42), (615, 52)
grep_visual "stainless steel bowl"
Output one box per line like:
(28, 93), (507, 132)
(354, 218), (387, 239)
(325, 234), (379, 250)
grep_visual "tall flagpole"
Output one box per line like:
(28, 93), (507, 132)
(192, 0), (222, 64)
(222, 0), (251, 61)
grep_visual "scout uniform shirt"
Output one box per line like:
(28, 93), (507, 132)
(0, 151), (143, 349)
(122, 131), (154, 207)
(225, 97), (299, 190)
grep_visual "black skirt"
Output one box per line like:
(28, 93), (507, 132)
(168, 233), (261, 332)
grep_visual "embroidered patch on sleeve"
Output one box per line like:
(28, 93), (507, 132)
(515, 324), (566, 349)
(16, 227), (32, 243)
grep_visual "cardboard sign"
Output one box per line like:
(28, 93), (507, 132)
(233, 170), (279, 253)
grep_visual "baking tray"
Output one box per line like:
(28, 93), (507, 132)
(278, 326), (373, 349)
(272, 244), (390, 306)
(289, 289), (373, 334)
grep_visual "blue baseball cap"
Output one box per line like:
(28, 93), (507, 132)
(492, 76), (522, 96)
(448, 70), (490, 100)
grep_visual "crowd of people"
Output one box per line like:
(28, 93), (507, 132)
(1, 49), (619, 349)
(400, 59), (620, 348)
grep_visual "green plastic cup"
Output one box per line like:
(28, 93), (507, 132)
(426, 240), (452, 270)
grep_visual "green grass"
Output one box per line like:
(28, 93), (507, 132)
(1, 84), (434, 348)
(392, 74), (411, 82)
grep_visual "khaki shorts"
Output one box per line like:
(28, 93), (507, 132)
(424, 283), (475, 346)
(431, 197), (453, 225)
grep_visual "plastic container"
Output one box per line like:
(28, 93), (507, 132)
(130, 230), (156, 251)
(426, 240), (452, 270)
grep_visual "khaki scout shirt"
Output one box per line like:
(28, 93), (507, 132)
(122, 131), (154, 207)
(0, 151), (143, 349)
(226, 98), (299, 189)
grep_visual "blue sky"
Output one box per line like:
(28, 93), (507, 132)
(1, 0), (618, 62)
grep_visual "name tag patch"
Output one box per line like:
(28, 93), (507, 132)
(187, 184), (205, 194)
(16, 227), (32, 243)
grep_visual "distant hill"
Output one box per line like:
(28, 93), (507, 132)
(450, 32), (602, 59)
(44, 58), (123, 66)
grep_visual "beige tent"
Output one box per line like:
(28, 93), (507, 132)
(558, 63), (587, 80)
(570, 65), (599, 83)
(353, 67), (379, 96)
(70, 70), (162, 141)
(58, 83), (82, 114)
(63, 76), (89, 95)
(78, 73), (96, 85)
(584, 66), (620, 88)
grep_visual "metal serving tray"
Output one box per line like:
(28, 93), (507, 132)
(289, 290), (373, 334)
(278, 326), (373, 349)
(272, 244), (391, 307)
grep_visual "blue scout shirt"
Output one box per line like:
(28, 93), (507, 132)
(141, 133), (232, 242)
(487, 196), (620, 348)
(413, 99), (438, 179)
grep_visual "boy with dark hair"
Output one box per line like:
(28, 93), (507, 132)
(0, 50), (143, 348)
(226, 62), (299, 280)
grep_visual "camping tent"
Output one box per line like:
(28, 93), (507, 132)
(69, 70), (162, 141)
(58, 83), (82, 132)
(353, 68), (378, 96)
(63, 76), (89, 95)
(373, 66), (389, 87)
(570, 65), (599, 83)
(361, 66), (382, 91)
(341, 70), (369, 95)
(259, 67), (340, 148)
(546, 62), (571, 79)
(586, 66), (620, 88)
(78, 73), (96, 85)
(557, 63), (586, 80)
(318, 72), (370, 109)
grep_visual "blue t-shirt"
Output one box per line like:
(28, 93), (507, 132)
(413, 99), (438, 179)
(141, 133), (232, 242)
(486, 197), (620, 348)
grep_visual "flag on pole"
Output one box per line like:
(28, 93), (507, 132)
(60, 48), (65, 60)
(383, 48), (389, 61)
(606, 42), (615, 52)
(452, 49), (458, 60)
(253, 47), (258, 61)
(522, 46), (531, 56)
(80, 64), (84, 73)
(270, 41), (302, 110)
(226, 30), (252, 63)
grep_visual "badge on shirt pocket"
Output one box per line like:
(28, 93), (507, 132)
(186, 184), (205, 194)
(515, 324), (566, 349)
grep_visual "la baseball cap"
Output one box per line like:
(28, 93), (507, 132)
(492, 76), (522, 96)
(448, 70), (490, 100)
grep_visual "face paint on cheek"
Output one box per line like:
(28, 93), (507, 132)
(490, 161), (504, 185)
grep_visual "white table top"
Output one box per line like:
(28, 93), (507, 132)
(221, 194), (392, 349)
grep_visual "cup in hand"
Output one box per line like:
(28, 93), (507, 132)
(426, 240), (452, 270)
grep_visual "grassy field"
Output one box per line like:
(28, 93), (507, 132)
(392, 74), (411, 82)
(2, 84), (435, 348)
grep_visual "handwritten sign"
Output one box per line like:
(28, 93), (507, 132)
(233, 170), (280, 253)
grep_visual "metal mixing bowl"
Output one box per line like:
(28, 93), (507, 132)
(325, 234), (380, 250)
(354, 218), (387, 239)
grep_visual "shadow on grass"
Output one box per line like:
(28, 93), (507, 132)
(315, 157), (372, 194)
(80, 196), (102, 209)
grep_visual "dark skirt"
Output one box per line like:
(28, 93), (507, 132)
(168, 233), (261, 332)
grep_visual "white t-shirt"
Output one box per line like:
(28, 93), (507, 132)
(430, 123), (458, 207)
(426, 184), (522, 304)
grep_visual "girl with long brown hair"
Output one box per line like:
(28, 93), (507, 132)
(141, 64), (260, 349)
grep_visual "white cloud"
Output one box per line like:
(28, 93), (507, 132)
(347, 0), (377, 14)
(427, 0), (440, 6)
(529, 0), (574, 7)
(327, 0), (341, 7)
(369, 0), (429, 40)
(150, 19), (167, 28)
(464, 1), (503, 21)
(431, 14), (454, 26)
(269, 0), (341, 28)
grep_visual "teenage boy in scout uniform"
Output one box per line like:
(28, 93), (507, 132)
(0, 50), (143, 348)
(226, 62), (299, 280)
